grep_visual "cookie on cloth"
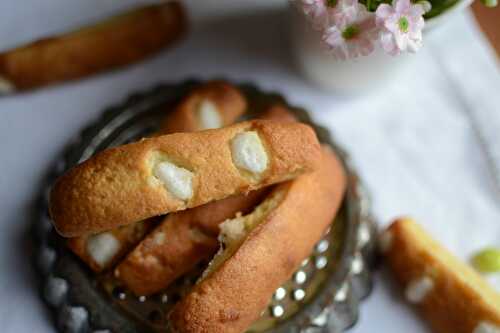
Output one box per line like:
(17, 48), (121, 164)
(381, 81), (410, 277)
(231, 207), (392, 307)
(381, 218), (500, 333)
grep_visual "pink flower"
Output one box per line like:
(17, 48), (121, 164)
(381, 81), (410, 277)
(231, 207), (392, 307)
(375, 0), (425, 55)
(322, 0), (377, 60)
(329, 0), (364, 27)
(296, 0), (330, 29)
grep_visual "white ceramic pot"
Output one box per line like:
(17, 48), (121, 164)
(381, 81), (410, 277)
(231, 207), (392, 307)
(289, 0), (474, 94)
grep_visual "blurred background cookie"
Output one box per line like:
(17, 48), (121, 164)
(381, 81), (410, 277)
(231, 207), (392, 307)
(0, 2), (186, 93)
(381, 218), (500, 333)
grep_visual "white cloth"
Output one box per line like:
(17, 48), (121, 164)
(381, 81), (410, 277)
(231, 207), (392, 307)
(0, 1), (498, 332)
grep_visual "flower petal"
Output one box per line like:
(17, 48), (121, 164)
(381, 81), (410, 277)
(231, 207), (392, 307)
(411, 16), (425, 31)
(395, 0), (411, 13)
(359, 37), (375, 55)
(409, 4), (425, 17)
(361, 16), (377, 30)
(407, 38), (421, 52)
(375, 4), (394, 26)
(379, 31), (398, 55)
(418, 1), (432, 13)
(408, 23), (423, 40)
(385, 16), (400, 33)
(394, 31), (408, 50)
(322, 26), (343, 47)
(320, 0), (377, 59)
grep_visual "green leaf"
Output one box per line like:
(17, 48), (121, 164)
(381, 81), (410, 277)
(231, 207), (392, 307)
(424, 0), (459, 18)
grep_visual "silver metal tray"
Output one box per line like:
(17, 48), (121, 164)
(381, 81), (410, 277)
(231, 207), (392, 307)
(32, 80), (377, 333)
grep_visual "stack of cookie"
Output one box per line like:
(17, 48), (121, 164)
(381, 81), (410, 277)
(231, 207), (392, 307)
(48, 81), (347, 333)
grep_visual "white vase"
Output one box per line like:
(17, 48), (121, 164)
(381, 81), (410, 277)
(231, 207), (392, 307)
(288, 0), (473, 94)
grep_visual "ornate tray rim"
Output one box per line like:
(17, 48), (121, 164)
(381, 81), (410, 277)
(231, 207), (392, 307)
(32, 79), (378, 333)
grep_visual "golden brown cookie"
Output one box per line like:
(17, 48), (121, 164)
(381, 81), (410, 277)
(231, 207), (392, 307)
(50, 120), (322, 237)
(169, 146), (346, 333)
(113, 104), (297, 293)
(160, 81), (246, 133)
(381, 218), (500, 333)
(0, 2), (186, 92)
(67, 218), (156, 272)
(66, 81), (247, 272)
(258, 104), (298, 123)
(115, 189), (269, 295)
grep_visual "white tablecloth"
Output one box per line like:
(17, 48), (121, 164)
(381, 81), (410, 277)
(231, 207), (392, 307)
(0, 1), (498, 332)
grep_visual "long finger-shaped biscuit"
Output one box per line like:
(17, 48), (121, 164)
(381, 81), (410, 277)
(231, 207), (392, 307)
(160, 81), (246, 133)
(67, 82), (246, 272)
(113, 105), (295, 291)
(381, 218), (500, 333)
(50, 120), (321, 237)
(0, 2), (186, 93)
(169, 146), (346, 333)
(67, 218), (156, 272)
(115, 189), (269, 295)
(257, 104), (298, 123)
